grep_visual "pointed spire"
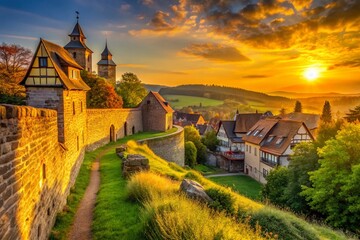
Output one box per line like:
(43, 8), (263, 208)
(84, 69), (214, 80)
(101, 40), (113, 59)
(69, 11), (86, 39)
(76, 11), (79, 23)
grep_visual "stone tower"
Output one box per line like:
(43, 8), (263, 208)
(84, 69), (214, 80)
(64, 16), (93, 72)
(97, 41), (116, 85)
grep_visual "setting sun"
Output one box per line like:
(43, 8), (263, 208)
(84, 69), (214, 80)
(304, 67), (320, 81)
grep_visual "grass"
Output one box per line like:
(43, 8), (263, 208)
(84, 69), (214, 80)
(163, 94), (223, 108)
(50, 128), (178, 240)
(208, 175), (263, 200)
(193, 164), (226, 175)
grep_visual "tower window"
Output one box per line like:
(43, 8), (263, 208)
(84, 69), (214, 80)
(73, 101), (76, 115)
(39, 57), (47, 67)
(73, 52), (76, 59)
(77, 136), (79, 151)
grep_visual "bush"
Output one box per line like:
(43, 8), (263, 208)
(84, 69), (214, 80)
(185, 141), (197, 167)
(206, 188), (235, 215)
(249, 207), (319, 240)
(261, 166), (289, 206)
(202, 130), (219, 151)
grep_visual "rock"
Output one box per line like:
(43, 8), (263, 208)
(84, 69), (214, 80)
(180, 179), (213, 203)
(122, 154), (149, 178)
(116, 145), (127, 153)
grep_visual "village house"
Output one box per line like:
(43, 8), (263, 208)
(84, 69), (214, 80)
(216, 112), (264, 172)
(243, 119), (314, 183)
(173, 111), (206, 127)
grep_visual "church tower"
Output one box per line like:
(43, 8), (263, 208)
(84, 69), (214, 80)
(64, 14), (93, 72)
(97, 41), (116, 85)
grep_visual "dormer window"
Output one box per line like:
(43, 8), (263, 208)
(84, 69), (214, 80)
(253, 130), (260, 136)
(39, 57), (47, 67)
(267, 136), (274, 143)
(246, 130), (252, 136)
(276, 137), (285, 145)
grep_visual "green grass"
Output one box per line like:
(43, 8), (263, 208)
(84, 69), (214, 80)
(208, 175), (263, 200)
(193, 164), (226, 175)
(163, 94), (223, 108)
(50, 128), (178, 240)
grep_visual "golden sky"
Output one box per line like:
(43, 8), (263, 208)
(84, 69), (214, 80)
(1, 0), (360, 93)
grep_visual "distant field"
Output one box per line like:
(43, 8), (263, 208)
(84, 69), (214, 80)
(163, 94), (223, 108)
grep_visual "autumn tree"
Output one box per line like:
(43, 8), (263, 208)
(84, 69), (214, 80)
(117, 72), (147, 108)
(184, 125), (207, 164)
(302, 123), (360, 232)
(321, 100), (332, 123)
(294, 100), (302, 113)
(0, 43), (31, 104)
(82, 71), (123, 108)
(345, 105), (360, 123)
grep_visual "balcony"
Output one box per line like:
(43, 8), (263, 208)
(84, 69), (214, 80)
(221, 151), (245, 160)
(261, 157), (278, 167)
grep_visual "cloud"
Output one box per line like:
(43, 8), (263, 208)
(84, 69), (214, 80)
(120, 4), (131, 11)
(0, 34), (38, 41)
(242, 74), (270, 78)
(150, 11), (175, 31)
(328, 59), (360, 70)
(117, 64), (148, 68)
(181, 43), (250, 62)
(141, 0), (154, 6)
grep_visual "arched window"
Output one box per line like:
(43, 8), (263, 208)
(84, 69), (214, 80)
(132, 126), (135, 134)
(73, 102), (76, 115)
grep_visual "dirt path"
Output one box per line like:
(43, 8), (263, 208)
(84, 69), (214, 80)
(68, 150), (105, 240)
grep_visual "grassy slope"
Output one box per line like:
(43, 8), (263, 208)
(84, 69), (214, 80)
(163, 94), (223, 108)
(193, 164), (226, 175)
(50, 128), (177, 239)
(208, 175), (262, 200)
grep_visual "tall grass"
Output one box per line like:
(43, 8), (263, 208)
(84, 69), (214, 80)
(125, 141), (352, 240)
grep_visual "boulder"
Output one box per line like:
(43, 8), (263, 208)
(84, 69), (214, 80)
(180, 179), (213, 203)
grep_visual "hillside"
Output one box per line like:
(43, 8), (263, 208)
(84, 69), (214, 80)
(159, 84), (291, 106)
(144, 84), (168, 92)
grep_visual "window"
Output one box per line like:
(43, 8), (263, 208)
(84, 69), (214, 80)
(267, 136), (274, 143)
(254, 148), (257, 156)
(255, 168), (257, 173)
(249, 166), (252, 172)
(246, 145), (248, 152)
(73, 102), (76, 115)
(249, 146), (252, 154)
(276, 137), (284, 145)
(73, 52), (76, 59)
(81, 101), (83, 113)
(42, 164), (46, 180)
(253, 130), (259, 136)
(263, 169), (268, 178)
(147, 100), (150, 104)
(39, 57), (47, 67)
(246, 130), (252, 136)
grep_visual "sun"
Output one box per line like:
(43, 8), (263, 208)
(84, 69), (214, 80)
(304, 67), (320, 81)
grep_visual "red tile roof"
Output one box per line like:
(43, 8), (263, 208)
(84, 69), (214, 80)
(150, 91), (174, 113)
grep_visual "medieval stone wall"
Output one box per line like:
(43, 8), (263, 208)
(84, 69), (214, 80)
(138, 125), (185, 166)
(86, 108), (143, 151)
(0, 105), (85, 240)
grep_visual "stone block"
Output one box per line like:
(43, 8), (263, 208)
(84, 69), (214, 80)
(122, 154), (149, 178)
(115, 145), (127, 153)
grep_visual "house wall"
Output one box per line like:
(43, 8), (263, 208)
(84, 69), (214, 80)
(0, 105), (85, 240)
(244, 142), (261, 181)
(86, 108), (143, 151)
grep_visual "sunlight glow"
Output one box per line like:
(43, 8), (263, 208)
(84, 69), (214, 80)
(304, 67), (320, 81)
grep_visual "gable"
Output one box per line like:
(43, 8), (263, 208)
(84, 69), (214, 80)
(24, 42), (62, 87)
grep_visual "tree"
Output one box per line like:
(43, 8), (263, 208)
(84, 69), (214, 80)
(279, 107), (286, 117)
(315, 119), (344, 148)
(302, 123), (360, 232)
(261, 167), (289, 207)
(82, 71), (123, 108)
(185, 141), (197, 167)
(117, 72), (147, 108)
(201, 130), (219, 151)
(294, 100), (302, 113)
(321, 101), (332, 123)
(0, 43), (31, 104)
(184, 126), (207, 164)
(345, 105), (360, 123)
(284, 142), (319, 214)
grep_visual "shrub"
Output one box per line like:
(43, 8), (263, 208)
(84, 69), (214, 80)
(185, 141), (197, 167)
(249, 207), (319, 240)
(261, 166), (289, 206)
(206, 188), (235, 215)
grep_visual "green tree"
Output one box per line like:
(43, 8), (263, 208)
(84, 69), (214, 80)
(0, 43), (31, 104)
(302, 123), (360, 232)
(294, 100), (302, 113)
(184, 126), (207, 164)
(82, 71), (123, 108)
(117, 72), (147, 107)
(345, 105), (360, 123)
(315, 119), (344, 148)
(261, 167), (289, 207)
(321, 100), (332, 123)
(284, 142), (319, 214)
(185, 141), (197, 168)
(201, 130), (219, 151)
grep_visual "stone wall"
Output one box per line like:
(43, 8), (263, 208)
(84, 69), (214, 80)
(86, 108), (143, 151)
(138, 125), (185, 166)
(0, 105), (85, 240)
(98, 65), (116, 85)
